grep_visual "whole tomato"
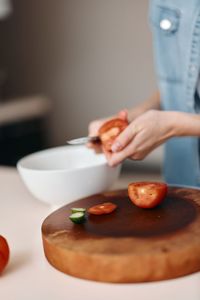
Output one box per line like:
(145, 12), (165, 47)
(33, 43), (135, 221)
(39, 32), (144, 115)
(0, 235), (9, 273)
(128, 182), (168, 209)
(98, 118), (128, 152)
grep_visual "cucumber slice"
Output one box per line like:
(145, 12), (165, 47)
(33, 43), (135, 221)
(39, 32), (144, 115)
(69, 212), (85, 224)
(71, 207), (86, 214)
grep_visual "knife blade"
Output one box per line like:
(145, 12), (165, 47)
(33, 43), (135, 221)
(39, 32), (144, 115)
(66, 136), (100, 145)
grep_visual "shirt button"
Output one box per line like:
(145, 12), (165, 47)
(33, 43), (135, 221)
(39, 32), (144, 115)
(160, 19), (172, 30)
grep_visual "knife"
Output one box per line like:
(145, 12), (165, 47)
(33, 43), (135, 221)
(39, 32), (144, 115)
(66, 136), (100, 145)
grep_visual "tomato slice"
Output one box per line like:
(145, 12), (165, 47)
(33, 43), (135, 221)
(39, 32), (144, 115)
(0, 235), (9, 273)
(128, 182), (168, 209)
(98, 118), (128, 151)
(88, 202), (117, 215)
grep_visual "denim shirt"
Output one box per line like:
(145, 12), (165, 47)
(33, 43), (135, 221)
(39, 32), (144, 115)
(149, 0), (200, 187)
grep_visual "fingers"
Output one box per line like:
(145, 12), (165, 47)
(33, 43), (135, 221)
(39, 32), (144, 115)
(87, 119), (104, 151)
(117, 109), (128, 121)
(103, 109), (165, 166)
(87, 142), (102, 153)
(108, 139), (137, 166)
(107, 137), (147, 167)
(88, 122), (99, 137)
(87, 109), (128, 153)
(111, 123), (138, 153)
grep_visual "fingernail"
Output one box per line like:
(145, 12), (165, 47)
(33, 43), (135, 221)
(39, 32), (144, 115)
(111, 141), (121, 153)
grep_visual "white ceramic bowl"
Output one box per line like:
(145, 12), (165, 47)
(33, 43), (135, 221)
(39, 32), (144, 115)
(17, 146), (121, 207)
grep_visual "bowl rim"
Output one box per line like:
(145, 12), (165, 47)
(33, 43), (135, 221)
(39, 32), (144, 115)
(16, 145), (117, 174)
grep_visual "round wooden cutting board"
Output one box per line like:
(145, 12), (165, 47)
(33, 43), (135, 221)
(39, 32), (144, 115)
(42, 187), (200, 283)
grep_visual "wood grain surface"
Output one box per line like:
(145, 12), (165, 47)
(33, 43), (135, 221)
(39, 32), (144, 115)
(42, 187), (200, 283)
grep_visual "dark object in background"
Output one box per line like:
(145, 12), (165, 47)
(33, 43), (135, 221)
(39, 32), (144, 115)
(0, 95), (51, 166)
(0, 118), (47, 166)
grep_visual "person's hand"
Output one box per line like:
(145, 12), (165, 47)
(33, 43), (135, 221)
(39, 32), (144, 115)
(105, 110), (176, 166)
(87, 109), (128, 152)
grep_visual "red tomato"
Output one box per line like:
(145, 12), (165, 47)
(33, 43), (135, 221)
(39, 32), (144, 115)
(0, 235), (9, 273)
(98, 118), (128, 151)
(128, 182), (168, 209)
(88, 202), (117, 215)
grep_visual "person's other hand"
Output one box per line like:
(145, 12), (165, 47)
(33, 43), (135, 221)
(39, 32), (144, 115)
(87, 109), (128, 153)
(105, 110), (175, 166)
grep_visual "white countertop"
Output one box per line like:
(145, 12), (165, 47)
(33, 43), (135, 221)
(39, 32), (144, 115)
(1, 167), (200, 300)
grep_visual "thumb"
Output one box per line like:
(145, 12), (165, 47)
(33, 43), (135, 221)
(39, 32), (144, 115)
(117, 109), (128, 121)
(111, 124), (137, 153)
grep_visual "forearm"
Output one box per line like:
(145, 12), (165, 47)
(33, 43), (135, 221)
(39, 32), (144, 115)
(107, 110), (200, 166)
(167, 111), (200, 138)
(128, 90), (161, 122)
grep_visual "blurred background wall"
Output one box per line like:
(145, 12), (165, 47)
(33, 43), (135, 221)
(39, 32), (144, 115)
(0, 0), (163, 167)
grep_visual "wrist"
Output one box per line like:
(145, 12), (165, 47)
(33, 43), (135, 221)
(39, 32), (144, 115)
(164, 111), (200, 137)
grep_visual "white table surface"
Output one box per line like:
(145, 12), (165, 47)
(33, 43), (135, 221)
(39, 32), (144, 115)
(1, 167), (200, 300)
